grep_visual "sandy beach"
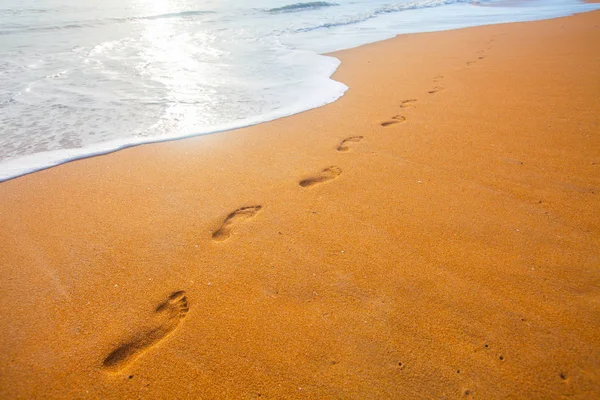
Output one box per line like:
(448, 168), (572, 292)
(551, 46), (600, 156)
(1, 9), (599, 399)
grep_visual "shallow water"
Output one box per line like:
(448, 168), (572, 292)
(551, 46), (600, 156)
(1, 0), (598, 181)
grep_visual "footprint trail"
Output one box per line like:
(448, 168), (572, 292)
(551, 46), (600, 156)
(103, 291), (189, 372)
(212, 206), (262, 242)
(428, 86), (445, 94)
(299, 166), (342, 188)
(337, 136), (363, 152)
(381, 115), (406, 127)
(400, 99), (418, 108)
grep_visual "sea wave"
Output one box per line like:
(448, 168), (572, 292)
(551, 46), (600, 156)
(0, 22), (102, 35)
(0, 8), (53, 15)
(296, 0), (473, 32)
(268, 2), (339, 13)
(133, 10), (214, 21)
(0, 10), (214, 35)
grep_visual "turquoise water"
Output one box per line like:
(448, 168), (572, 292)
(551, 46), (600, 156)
(1, 0), (598, 181)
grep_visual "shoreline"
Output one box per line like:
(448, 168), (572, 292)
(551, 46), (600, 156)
(3, 3), (600, 183)
(0, 54), (346, 184)
(1, 10), (599, 399)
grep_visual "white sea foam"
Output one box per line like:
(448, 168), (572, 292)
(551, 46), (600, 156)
(1, 0), (598, 181)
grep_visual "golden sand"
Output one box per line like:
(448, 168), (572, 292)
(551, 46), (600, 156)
(1, 10), (599, 399)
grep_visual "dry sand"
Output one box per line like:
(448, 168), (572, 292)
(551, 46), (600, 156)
(1, 10), (599, 400)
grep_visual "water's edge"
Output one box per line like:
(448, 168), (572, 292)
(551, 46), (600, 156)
(0, 53), (345, 183)
(1, 7), (599, 183)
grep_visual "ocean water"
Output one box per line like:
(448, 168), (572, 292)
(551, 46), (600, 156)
(1, 0), (598, 181)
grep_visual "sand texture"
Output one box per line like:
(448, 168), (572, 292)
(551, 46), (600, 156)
(1, 11), (599, 400)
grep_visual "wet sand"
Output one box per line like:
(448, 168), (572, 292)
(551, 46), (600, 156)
(0, 10), (599, 400)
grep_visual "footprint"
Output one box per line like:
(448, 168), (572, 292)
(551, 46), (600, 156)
(428, 86), (445, 94)
(299, 166), (342, 188)
(399, 99), (418, 108)
(212, 206), (262, 242)
(103, 291), (189, 372)
(337, 136), (363, 152)
(433, 75), (444, 83)
(381, 115), (406, 127)
(466, 61), (476, 65)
